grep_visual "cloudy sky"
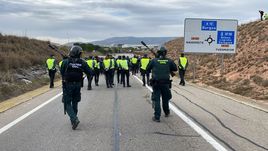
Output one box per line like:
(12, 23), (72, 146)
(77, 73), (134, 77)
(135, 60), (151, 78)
(0, 0), (267, 44)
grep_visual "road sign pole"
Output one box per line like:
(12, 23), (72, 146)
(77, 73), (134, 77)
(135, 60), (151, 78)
(193, 55), (196, 82)
(220, 54), (224, 75)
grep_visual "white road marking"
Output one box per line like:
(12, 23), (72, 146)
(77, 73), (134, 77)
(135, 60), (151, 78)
(0, 92), (62, 135)
(133, 75), (228, 151)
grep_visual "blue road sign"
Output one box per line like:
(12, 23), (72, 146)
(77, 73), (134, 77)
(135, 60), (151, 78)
(201, 21), (217, 31)
(217, 31), (235, 44)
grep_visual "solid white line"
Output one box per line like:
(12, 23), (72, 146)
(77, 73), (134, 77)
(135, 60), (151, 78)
(0, 92), (62, 135)
(133, 75), (228, 151)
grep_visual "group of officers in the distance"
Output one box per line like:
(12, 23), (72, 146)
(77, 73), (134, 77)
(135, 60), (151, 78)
(83, 54), (152, 90)
(46, 45), (188, 130)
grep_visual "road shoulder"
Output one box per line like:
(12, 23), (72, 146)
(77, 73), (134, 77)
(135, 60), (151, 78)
(0, 81), (61, 113)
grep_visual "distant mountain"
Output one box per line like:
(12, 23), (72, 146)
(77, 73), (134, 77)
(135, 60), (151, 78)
(91, 37), (177, 46)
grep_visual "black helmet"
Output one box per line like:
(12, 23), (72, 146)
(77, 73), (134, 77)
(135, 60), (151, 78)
(69, 46), (82, 58)
(157, 47), (167, 57)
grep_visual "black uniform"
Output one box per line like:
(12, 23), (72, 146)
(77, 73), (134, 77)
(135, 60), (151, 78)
(60, 48), (93, 130)
(147, 49), (177, 122)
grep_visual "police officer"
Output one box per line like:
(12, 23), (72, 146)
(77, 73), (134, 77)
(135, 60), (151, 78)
(140, 54), (150, 86)
(46, 54), (57, 88)
(120, 55), (131, 87)
(116, 56), (122, 84)
(131, 55), (138, 75)
(110, 55), (116, 85)
(94, 56), (100, 86)
(86, 56), (96, 90)
(103, 55), (113, 88)
(147, 47), (177, 122)
(60, 46), (93, 130)
(178, 53), (188, 86)
(259, 10), (264, 21)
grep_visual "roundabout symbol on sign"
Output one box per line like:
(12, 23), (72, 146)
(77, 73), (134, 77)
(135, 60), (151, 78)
(205, 35), (215, 45)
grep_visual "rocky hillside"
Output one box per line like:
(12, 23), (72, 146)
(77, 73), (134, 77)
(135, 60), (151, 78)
(0, 34), (67, 102)
(165, 20), (268, 101)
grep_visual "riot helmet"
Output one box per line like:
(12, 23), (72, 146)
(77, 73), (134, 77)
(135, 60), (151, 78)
(157, 47), (167, 58)
(69, 46), (82, 58)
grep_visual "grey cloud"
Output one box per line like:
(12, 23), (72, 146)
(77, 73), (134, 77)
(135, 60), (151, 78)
(0, 0), (267, 43)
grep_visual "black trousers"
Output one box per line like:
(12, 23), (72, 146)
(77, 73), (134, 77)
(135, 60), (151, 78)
(111, 69), (115, 84)
(179, 69), (186, 85)
(141, 69), (150, 86)
(132, 64), (138, 75)
(152, 84), (171, 119)
(87, 74), (93, 89)
(117, 69), (121, 84)
(48, 69), (56, 88)
(105, 70), (113, 88)
(94, 69), (100, 85)
(121, 70), (130, 87)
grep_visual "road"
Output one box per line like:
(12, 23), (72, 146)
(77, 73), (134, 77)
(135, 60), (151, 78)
(0, 75), (267, 151)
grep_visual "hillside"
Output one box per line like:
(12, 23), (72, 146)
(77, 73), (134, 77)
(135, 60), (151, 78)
(91, 36), (177, 46)
(0, 34), (68, 102)
(165, 20), (268, 100)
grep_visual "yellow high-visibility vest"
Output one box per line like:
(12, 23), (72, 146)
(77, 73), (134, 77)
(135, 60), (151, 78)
(141, 58), (150, 70)
(116, 59), (122, 67)
(131, 58), (138, 64)
(103, 59), (111, 70)
(94, 60), (99, 69)
(87, 59), (95, 69)
(46, 58), (55, 70)
(179, 57), (187, 69)
(120, 60), (128, 70)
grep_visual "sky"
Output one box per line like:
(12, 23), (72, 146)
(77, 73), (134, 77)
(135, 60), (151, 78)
(0, 0), (267, 44)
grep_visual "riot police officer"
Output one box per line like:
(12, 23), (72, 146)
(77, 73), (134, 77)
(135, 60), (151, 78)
(60, 46), (93, 130)
(146, 47), (177, 122)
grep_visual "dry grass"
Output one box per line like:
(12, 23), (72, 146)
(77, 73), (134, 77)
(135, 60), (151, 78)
(0, 34), (66, 72)
(0, 34), (67, 102)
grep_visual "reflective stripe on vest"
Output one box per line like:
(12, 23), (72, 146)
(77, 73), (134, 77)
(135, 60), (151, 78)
(179, 57), (187, 69)
(103, 59), (111, 70)
(96, 62), (100, 69)
(46, 58), (55, 70)
(93, 60), (98, 68)
(131, 58), (138, 64)
(120, 60), (128, 70)
(59, 60), (63, 68)
(111, 59), (115, 69)
(141, 58), (150, 70)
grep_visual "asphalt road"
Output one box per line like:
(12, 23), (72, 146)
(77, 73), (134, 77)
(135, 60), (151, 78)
(0, 74), (267, 151)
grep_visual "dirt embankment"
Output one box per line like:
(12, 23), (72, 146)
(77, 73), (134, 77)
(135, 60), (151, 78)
(164, 20), (268, 101)
(0, 34), (66, 102)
